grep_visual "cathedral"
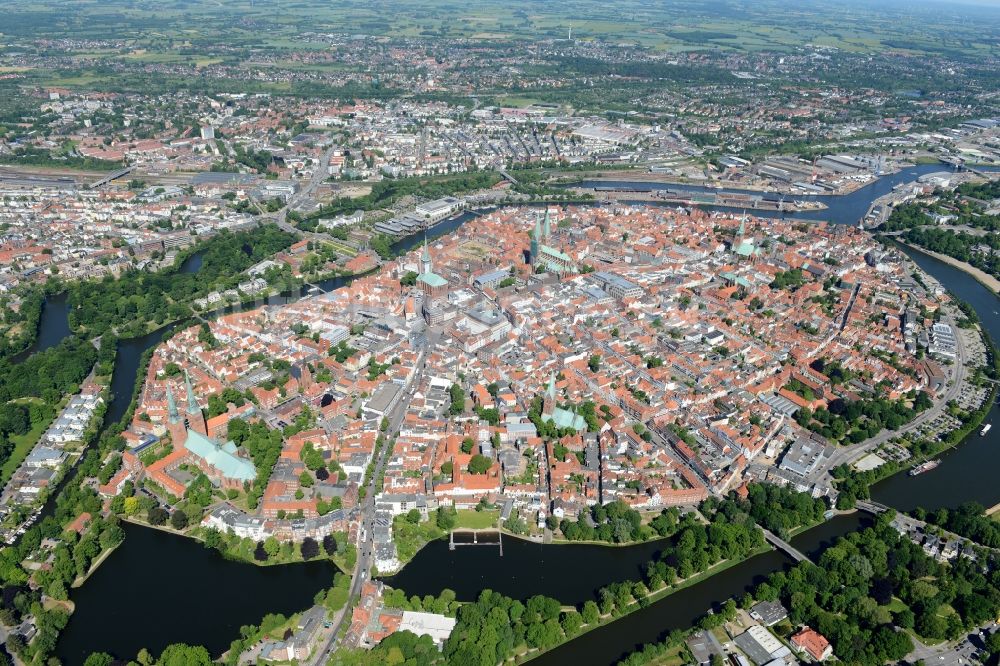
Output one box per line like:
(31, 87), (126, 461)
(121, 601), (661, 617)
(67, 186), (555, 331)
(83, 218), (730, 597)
(163, 372), (256, 490)
(529, 209), (576, 274)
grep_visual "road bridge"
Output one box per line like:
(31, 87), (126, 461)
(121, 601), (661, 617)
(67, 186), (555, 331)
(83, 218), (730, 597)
(856, 499), (891, 515)
(90, 165), (136, 189)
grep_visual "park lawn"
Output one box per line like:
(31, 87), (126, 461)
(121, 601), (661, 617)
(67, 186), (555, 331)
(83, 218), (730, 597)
(907, 602), (958, 646)
(496, 95), (548, 108)
(0, 415), (53, 486)
(884, 597), (908, 613)
(323, 240), (359, 257)
(454, 509), (500, 529)
(647, 643), (690, 666)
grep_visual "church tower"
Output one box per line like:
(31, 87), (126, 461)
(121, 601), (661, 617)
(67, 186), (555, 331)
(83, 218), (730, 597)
(543, 208), (552, 240)
(733, 214), (758, 263)
(166, 385), (187, 446)
(421, 237), (432, 276)
(530, 214), (541, 265)
(542, 373), (557, 417)
(184, 371), (208, 437)
(300, 363), (313, 393)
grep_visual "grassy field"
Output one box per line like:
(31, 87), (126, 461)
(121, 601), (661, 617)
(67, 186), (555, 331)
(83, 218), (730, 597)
(646, 643), (689, 666)
(2, 0), (997, 58)
(885, 597), (908, 613)
(454, 509), (500, 529)
(0, 408), (56, 487)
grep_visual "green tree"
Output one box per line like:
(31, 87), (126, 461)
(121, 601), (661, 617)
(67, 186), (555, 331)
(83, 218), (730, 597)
(84, 653), (114, 666)
(467, 454), (491, 475)
(157, 643), (213, 666)
(449, 383), (465, 415)
(582, 600), (600, 624)
(588, 354), (601, 372)
(436, 506), (457, 530)
(169, 510), (189, 530)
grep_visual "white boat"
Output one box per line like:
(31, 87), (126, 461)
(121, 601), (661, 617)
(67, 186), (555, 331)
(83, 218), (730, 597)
(982, 423), (992, 436)
(910, 459), (941, 476)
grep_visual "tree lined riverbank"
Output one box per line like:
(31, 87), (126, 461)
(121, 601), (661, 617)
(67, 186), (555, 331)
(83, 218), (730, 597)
(897, 241), (1000, 293)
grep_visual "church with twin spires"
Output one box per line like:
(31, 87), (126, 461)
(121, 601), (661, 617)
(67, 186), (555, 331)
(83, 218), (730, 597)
(529, 208), (576, 274)
(162, 372), (256, 490)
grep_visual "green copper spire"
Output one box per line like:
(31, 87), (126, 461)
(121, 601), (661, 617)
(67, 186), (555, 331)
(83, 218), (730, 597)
(184, 370), (199, 415)
(421, 236), (432, 275)
(546, 372), (557, 400)
(531, 214), (541, 263)
(166, 385), (180, 424)
(543, 208), (551, 239)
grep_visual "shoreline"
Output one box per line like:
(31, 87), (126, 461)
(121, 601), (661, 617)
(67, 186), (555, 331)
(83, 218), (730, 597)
(517, 545), (773, 665)
(120, 516), (349, 572)
(549, 168), (884, 197)
(895, 240), (1000, 295)
(71, 539), (122, 589)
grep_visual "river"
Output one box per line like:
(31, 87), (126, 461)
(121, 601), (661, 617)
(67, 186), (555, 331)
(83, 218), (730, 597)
(385, 534), (670, 607)
(527, 514), (875, 666)
(869, 245), (1000, 512)
(574, 163), (1000, 225)
(46, 167), (1000, 663)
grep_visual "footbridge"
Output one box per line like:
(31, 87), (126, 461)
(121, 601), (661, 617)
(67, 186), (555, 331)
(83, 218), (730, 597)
(761, 527), (810, 563)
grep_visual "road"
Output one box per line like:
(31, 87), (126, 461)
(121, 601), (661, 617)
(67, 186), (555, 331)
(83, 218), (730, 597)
(908, 623), (998, 666)
(308, 349), (428, 665)
(805, 309), (969, 483)
(282, 147), (335, 220)
(272, 147), (339, 242)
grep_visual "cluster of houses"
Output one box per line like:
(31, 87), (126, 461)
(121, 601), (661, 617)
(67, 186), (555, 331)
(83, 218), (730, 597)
(0, 386), (104, 543)
(890, 514), (983, 564)
(343, 581), (456, 651)
(688, 600), (833, 666)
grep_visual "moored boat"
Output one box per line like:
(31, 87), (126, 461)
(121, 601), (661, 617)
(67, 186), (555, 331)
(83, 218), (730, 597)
(909, 459), (941, 476)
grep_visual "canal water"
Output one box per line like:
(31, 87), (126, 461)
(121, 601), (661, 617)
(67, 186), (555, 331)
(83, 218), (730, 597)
(47, 167), (1000, 662)
(55, 523), (335, 662)
(10, 291), (71, 362)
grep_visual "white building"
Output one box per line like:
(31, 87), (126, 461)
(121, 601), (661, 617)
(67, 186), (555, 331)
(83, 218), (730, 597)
(399, 611), (457, 646)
